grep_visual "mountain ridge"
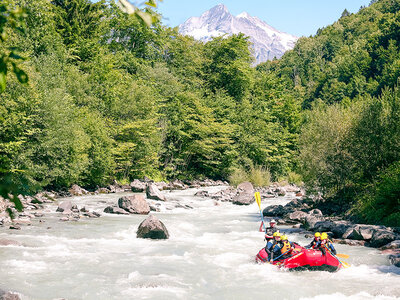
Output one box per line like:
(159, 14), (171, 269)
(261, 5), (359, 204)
(178, 4), (298, 64)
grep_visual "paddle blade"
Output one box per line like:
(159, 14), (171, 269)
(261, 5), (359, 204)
(341, 261), (351, 268)
(254, 192), (261, 209)
(336, 253), (349, 259)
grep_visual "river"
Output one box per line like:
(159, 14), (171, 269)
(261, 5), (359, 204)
(0, 187), (399, 299)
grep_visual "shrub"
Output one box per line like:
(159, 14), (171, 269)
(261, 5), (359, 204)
(229, 166), (270, 187)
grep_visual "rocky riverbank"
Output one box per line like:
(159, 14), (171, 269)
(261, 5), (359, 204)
(262, 195), (400, 268)
(0, 178), (229, 229)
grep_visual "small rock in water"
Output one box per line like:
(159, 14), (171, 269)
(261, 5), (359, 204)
(103, 206), (129, 215)
(194, 190), (209, 197)
(56, 201), (77, 213)
(137, 215), (169, 239)
(9, 224), (21, 230)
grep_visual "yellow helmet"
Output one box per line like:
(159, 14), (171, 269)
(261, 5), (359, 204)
(273, 232), (281, 237)
(281, 235), (288, 241)
(314, 232), (321, 238)
(321, 232), (328, 240)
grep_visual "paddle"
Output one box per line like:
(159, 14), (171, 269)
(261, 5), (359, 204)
(326, 248), (350, 268)
(272, 248), (292, 262)
(254, 192), (266, 232)
(336, 253), (349, 259)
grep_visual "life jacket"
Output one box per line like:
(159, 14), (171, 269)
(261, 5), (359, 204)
(320, 240), (334, 252)
(311, 239), (320, 249)
(280, 241), (291, 255)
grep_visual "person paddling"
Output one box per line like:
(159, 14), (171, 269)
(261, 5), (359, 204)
(305, 232), (321, 249)
(278, 235), (294, 260)
(265, 231), (282, 262)
(264, 219), (279, 241)
(319, 232), (337, 255)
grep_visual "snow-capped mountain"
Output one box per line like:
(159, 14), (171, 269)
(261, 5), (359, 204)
(179, 4), (298, 64)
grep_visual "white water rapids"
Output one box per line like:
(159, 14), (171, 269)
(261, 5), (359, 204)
(1, 187), (399, 299)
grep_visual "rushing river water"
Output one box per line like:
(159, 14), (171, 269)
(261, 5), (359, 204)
(1, 187), (399, 300)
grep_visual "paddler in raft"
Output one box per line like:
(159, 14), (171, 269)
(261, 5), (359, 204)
(279, 235), (295, 259)
(305, 232), (321, 249)
(265, 231), (282, 261)
(264, 219), (279, 241)
(318, 232), (337, 255)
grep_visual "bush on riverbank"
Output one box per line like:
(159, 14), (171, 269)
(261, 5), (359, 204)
(229, 166), (271, 187)
(352, 162), (400, 227)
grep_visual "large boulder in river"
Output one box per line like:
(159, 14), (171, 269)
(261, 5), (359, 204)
(137, 215), (169, 239)
(389, 254), (400, 267)
(370, 229), (399, 248)
(146, 184), (166, 201)
(118, 195), (150, 215)
(0, 289), (20, 300)
(380, 240), (400, 250)
(232, 182), (254, 205)
(68, 184), (89, 196)
(130, 179), (147, 192)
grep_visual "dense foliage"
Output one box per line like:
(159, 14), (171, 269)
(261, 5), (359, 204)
(0, 0), (298, 194)
(259, 0), (400, 225)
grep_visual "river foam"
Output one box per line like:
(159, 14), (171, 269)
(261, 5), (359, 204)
(0, 188), (399, 299)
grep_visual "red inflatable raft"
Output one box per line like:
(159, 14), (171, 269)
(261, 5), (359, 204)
(255, 244), (341, 272)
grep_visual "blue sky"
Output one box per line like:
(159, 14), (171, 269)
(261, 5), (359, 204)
(156, 0), (372, 37)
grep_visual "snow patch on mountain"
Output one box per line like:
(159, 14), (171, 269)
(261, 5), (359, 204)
(179, 4), (298, 64)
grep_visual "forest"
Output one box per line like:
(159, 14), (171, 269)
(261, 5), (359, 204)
(0, 0), (399, 226)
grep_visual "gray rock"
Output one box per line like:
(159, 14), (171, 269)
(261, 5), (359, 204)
(304, 215), (324, 230)
(263, 205), (285, 217)
(137, 215), (169, 239)
(309, 209), (323, 217)
(155, 181), (168, 190)
(275, 187), (286, 196)
(56, 201), (77, 213)
(103, 206), (129, 215)
(68, 184), (89, 196)
(232, 182), (254, 205)
(389, 254), (400, 267)
(146, 184), (166, 201)
(331, 238), (367, 246)
(9, 225), (21, 230)
(168, 179), (187, 190)
(194, 191), (209, 197)
(314, 220), (335, 232)
(118, 195), (150, 215)
(96, 188), (110, 194)
(0, 289), (21, 300)
(287, 211), (308, 222)
(330, 221), (353, 238)
(130, 179), (147, 192)
(370, 229), (399, 248)
(380, 240), (400, 250)
(237, 181), (254, 193)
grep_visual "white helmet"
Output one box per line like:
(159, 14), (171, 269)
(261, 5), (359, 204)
(270, 219), (276, 223)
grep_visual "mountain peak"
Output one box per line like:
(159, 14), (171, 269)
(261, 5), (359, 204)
(237, 12), (250, 19)
(211, 4), (229, 12)
(179, 6), (298, 64)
